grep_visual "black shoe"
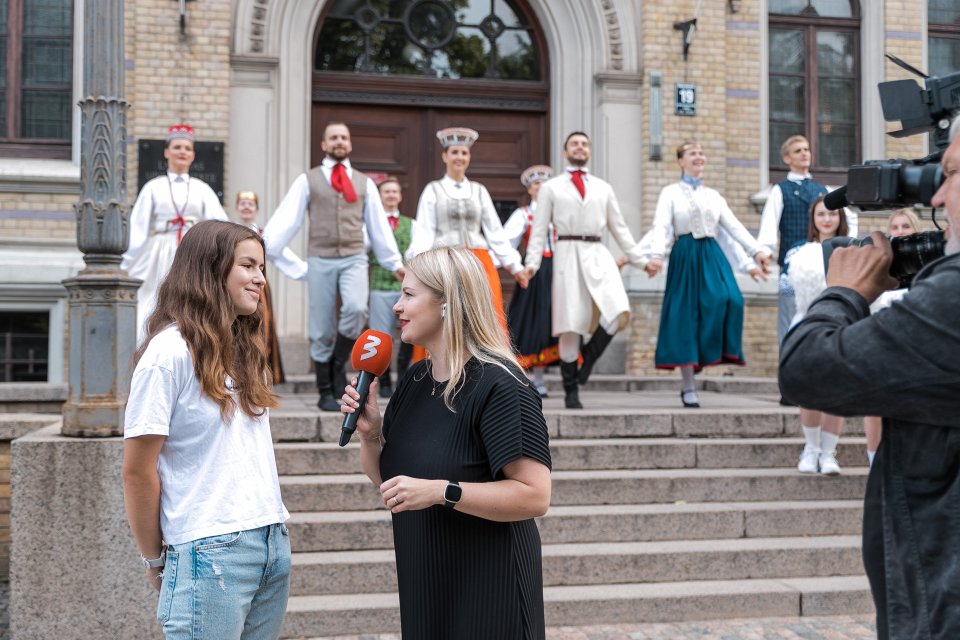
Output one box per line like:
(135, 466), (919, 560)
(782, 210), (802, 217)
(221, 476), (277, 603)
(578, 327), (614, 385)
(318, 391), (340, 412)
(315, 360), (340, 412)
(560, 361), (583, 409)
(332, 333), (354, 398)
(680, 390), (700, 409)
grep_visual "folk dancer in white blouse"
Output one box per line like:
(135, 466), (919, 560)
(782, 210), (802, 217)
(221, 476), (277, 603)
(263, 122), (403, 411)
(122, 124), (228, 341)
(522, 132), (649, 409)
(642, 142), (771, 408)
(405, 127), (525, 361)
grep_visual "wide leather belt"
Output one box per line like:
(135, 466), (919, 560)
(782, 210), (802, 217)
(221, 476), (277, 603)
(557, 235), (601, 242)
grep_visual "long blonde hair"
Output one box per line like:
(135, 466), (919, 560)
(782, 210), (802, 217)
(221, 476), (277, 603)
(405, 247), (523, 410)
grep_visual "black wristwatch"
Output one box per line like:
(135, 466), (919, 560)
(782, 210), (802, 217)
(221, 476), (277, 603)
(443, 481), (462, 509)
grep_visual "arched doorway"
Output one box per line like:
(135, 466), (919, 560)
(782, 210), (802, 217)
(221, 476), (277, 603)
(311, 0), (550, 221)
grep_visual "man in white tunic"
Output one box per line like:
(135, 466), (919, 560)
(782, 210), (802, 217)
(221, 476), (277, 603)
(263, 122), (403, 411)
(122, 124), (228, 341)
(522, 132), (648, 408)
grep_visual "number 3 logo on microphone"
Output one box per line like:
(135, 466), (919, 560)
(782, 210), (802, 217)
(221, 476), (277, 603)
(360, 334), (382, 361)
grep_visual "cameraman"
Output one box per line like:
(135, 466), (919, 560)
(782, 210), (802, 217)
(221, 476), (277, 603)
(779, 115), (960, 640)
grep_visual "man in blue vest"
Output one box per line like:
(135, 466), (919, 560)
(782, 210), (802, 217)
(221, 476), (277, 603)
(758, 135), (857, 343)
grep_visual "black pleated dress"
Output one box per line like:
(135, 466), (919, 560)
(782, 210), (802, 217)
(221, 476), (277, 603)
(379, 357), (552, 640)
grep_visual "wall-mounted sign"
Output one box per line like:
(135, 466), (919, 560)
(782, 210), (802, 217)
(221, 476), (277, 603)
(675, 83), (697, 116)
(137, 140), (225, 203)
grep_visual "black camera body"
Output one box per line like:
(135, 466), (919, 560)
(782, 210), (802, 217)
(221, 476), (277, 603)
(825, 67), (960, 212)
(823, 230), (946, 288)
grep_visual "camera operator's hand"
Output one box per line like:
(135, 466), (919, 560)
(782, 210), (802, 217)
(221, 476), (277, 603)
(825, 231), (900, 304)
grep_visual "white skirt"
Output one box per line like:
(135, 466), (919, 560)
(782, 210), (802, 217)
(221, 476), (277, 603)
(127, 233), (180, 342)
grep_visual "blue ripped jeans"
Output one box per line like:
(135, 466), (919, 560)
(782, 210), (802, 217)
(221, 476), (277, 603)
(156, 523), (291, 640)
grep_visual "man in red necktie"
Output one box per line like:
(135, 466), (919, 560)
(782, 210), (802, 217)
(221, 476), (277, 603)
(264, 123), (404, 411)
(521, 131), (650, 409)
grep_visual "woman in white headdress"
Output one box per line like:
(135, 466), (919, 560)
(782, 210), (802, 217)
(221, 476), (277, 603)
(122, 124), (228, 340)
(503, 164), (557, 397)
(407, 127), (526, 360)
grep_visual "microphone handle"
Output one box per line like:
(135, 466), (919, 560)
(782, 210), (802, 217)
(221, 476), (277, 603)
(339, 370), (377, 447)
(823, 185), (848, 211)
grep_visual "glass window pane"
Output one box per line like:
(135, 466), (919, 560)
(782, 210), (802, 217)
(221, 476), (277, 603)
(21, 89), (71, 139)
(770, 122), (804, 166)
(325, 0), (366, 19)
(494, 0), (522, 28)
(929, 0), (960, 25)
(315, 18), (365, 71)
(22, 38), (72, 85)
(811, 0), (854, 18)
(818, 123), (856, 168)
(370, 22), (423, 75)
(0, 36), (6, 88)
(770, 29), (805, 74)
(0, 89), (5, 136)
(0, 0), (7, 32)
(816, 31), (855, 75)
(929, 37), (960, 77)
(818, 78), (856, 121)
(24, 0), (72, 36)
(770, 0), (807, 14)
(496, 30), (538, 80)
(441, 27), (490, 78)
(770, 76), (805, 120)
(455, 0), (490, 25)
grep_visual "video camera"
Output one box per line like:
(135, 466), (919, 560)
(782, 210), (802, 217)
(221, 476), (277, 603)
(822, 57), (955, 285)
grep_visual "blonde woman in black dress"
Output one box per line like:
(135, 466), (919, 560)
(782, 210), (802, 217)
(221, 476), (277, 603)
(340, 246), (552, 640)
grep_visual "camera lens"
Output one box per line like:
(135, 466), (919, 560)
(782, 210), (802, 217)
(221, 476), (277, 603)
(890, 230), (946, 285)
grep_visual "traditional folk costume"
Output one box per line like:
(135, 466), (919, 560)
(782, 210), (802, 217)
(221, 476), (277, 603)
(406, 128), (523, 362)
(122, 125), (228, 340)
(504, 165), (559, 375)
(369, 207), (413, 396)
(645, 177), (769, 375)
(524, 166), (648, 408)
(758, 172), (857, 344)
(263, 157), (403, 411)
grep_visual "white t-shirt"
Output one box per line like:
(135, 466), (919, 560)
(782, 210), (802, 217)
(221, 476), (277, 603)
(124, 325), (289, 546)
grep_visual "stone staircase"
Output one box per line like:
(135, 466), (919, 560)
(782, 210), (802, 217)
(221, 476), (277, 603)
(270, 375), (874, 639)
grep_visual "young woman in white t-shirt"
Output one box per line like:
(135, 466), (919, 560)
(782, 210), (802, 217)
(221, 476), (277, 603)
(123, 220), (290, 639)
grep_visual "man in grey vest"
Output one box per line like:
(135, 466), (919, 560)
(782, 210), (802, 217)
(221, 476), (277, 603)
(264, 122), (403, 411)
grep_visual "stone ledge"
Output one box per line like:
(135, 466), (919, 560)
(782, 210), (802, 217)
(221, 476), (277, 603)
(0, 383), (67, 403)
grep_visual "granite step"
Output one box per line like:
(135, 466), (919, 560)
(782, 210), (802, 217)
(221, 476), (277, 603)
(269, 408), (868, 443)
(278, 468), (870, 512)
(287, 535), (862, 596)
(279, 575), (872, 638)
(274, 438), (871, 475)
(285, 500), (864, 553)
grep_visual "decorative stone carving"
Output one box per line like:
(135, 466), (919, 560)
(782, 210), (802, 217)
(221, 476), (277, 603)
(599, 0), (624, 71)
(249, 0), (270, 53)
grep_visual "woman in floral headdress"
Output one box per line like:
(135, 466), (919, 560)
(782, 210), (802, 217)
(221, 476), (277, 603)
(122, 124), (228, 341)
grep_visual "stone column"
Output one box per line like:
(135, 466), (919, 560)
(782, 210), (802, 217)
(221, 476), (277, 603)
(60, 0), (139, 437)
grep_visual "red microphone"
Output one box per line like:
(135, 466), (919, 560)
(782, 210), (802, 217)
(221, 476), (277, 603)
(339, 329), (393, 446)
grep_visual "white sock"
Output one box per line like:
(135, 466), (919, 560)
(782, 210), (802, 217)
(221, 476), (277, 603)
(820, 431), (839, 454)
(802, 425), (821, 451)
(867, 449), (876, 467)
(680, 366), (696, 393)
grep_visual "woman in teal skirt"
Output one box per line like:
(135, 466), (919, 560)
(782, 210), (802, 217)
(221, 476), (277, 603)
(642, 142), (771, 407)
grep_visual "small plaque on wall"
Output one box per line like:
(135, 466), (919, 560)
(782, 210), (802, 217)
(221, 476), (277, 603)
(137, 140), (225, 203)
(675, 83), (697, 117)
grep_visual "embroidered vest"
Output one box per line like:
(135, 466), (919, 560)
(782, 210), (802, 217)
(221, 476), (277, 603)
(777, 179), (827, 268)
(306, 166), (368, 257)
(370, 215), (411, 292)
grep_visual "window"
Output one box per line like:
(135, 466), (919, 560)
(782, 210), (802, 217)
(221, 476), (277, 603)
(0, 0), (73, 159)
(928, 0), (960, 77)
(769, 1), (860, 183)
(315, 0), (541, 81)
(0, 311), (48, 382)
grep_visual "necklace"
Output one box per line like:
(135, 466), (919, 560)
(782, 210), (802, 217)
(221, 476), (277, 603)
(414, 364), (445, 396)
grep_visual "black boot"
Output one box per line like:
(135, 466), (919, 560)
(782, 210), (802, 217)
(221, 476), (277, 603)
(332, 333), (354, 399)
(378, 366), (393, 399)
(315, 361), (339, 412)
(560, 361), (583, 409)
(578, 327), (614, 385)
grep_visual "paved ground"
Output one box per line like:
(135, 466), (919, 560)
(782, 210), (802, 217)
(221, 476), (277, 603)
(309, 615), (876, 639)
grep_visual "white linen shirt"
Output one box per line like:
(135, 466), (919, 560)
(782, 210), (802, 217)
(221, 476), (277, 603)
(757, 171), (858, 252)
(124, 326), (289, 546)
(646, 182), (769, 262)
(247, 223), (310, 281)
(406, 174), (522, 273)
(262, 157), (403, 280)
(122, 172), (228, 271)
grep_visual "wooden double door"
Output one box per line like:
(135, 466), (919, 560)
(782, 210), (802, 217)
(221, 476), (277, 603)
(311, 83), (549, 222)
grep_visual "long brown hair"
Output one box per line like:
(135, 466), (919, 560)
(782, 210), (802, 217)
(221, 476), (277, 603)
(134, 220), (277, 419)
(807, 194), (849, 242)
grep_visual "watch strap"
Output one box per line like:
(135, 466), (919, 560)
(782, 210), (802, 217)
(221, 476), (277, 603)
(443, 481), (462, 509)
(140, 550), (166, 569)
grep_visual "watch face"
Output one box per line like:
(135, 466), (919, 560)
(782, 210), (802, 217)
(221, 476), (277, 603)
(445, 482), (462, 503)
